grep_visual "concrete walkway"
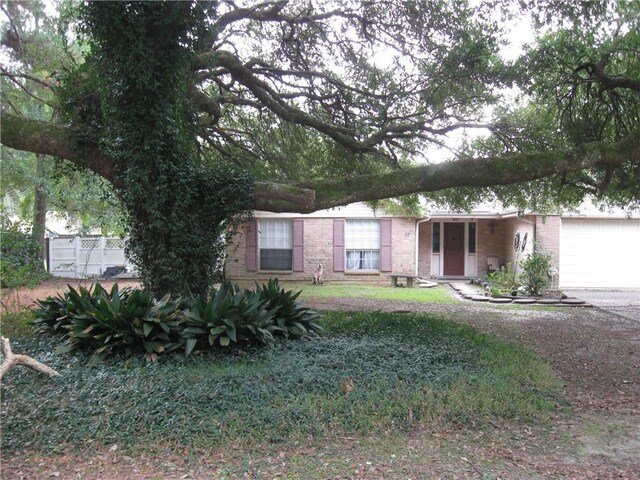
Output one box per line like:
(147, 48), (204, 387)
(450, 282), (640, 320)
(449, 282), (588, 306)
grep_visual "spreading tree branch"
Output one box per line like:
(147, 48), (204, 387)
(0, 112), (119, 186)
(2, 111), (638, 213)
(202, 50), (371, 153)
(575, 60), (640, 93)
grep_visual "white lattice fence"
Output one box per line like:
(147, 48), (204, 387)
(49, 237), (136, 278)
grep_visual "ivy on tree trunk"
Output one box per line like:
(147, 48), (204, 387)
(64, 2), (253, 297)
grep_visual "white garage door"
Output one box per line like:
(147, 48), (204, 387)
(560, 219), (640, 288)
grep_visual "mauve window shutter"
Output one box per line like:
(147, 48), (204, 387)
(246, 220), (258, 272)
(380, 218), (392, 272)
(333, 219), (345, 272)
(293, 219), (304, 272)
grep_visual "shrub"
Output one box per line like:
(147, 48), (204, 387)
(256, 278), (323, 338)
(181, 279), (323, 355)
(182, 281), (280, 354)
(33, 283), (131, 334)
(487, 263), (519, 294)
(519, 250), (552, 296)
(0, 217), (48, 288)
(33, 283), (183, 359)
(32, 280), (321, 360)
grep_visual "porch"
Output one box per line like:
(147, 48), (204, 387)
(416, 215), (534, 280)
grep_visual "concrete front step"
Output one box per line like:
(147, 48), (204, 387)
(470, 295), (490, 302)
(488, 297), (513, 303)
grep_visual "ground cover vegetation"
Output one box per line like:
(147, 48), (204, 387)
(295, 282), (456, 304)
(1, 1), (639, 298)
(0, 308), (34, 338)
(1, 310), (562, 453)
(0, 214), (50, 314)
(0, 215), (48, 290)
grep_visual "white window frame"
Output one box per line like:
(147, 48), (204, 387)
(258, 219), (293, 271)
(431, 220), (478, 277)
(345, 219), (381, 271)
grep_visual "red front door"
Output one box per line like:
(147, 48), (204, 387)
(444, 223), (465, 276)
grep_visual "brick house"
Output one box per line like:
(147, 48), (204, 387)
(226, 202), (640, 289)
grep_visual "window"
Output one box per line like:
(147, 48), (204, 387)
(468, 222), (476, 254)
(345, 219), (380, 270)
(432, 222), (440, 253)
(259, 219), (292, 270)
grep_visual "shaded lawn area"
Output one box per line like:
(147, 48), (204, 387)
(292, 282), (456, 304)
(1, 310), (562, 457)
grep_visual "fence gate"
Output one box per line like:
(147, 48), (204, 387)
(49, 236), (135, 278)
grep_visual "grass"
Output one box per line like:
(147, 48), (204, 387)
(292, 282), (456, 303)
(1, 310), (563, 454)
(0, 308), (34, 339)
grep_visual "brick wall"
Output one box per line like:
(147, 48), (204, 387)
(226, 217), (417, 284)
(502, 218), (535, 274)
(390, 217), (417, 275)
(476, 218), (506, 277)
(227, 216), (552, 283)
(417, 222), (431, 277)
(533, 215), (561, 271)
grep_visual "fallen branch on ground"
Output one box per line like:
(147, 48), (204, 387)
(0, 336), (60, 380)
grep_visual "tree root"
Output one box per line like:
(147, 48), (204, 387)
(0, 336), (60, 381)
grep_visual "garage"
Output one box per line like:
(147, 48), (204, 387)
(560, 218), (640, 289)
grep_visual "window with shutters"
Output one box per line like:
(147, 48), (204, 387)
(259, 219), (293, 270)
(345, 219), (380, 270)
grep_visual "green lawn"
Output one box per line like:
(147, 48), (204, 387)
(1, 310), (563, 455)
(0, 308), (33, 338)
(291, 282), (457, 304)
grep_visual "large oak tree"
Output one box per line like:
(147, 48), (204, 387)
(1, 0), (639, 295)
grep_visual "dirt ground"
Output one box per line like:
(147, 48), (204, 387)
(2, 280), (639, 479)
(1, 278), (142, 312)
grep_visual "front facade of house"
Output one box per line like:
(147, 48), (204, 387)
(226, 202), (640, 289)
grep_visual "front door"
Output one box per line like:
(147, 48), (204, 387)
(443, 223), (464, 276)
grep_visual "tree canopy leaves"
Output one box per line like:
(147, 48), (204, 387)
(1, 0), (639, 294)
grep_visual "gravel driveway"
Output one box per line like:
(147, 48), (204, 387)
(6, 280), (640, 478)
(566, 289), (640, 321)
(305, 288), (640, 477)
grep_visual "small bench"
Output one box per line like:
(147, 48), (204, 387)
(390, 274), (416, 287)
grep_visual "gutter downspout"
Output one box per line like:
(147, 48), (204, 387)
(415, 215), (432, 277)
